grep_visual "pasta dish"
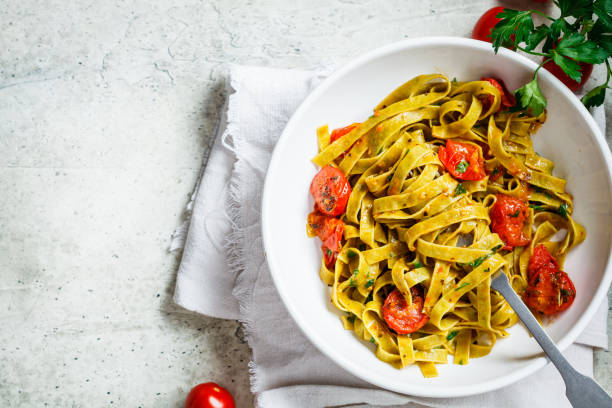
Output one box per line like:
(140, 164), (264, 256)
(306, 74), (585, 377)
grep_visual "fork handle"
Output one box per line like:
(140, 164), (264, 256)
(491, 273), (612, 408)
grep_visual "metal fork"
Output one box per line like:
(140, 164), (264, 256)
(491, 272), (612, 408)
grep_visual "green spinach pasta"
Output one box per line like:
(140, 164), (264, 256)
(306, 74), (585, 377)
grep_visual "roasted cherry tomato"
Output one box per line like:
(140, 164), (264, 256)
(472, 7), (505, 43)
(307, 212), (343, 252)
(185, 382), (235, 408)
(489, 194), (530, 250)
(382, 287), (429, 334)
(523, 244), (576, 315)
(310, 165), (351, 216)
(438, 140), (486, 181)
(542, 58), (593, 92)
(481, 77), (515, 108)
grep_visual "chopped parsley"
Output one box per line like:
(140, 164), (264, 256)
(469, 254), (491, 268)
(370, 337), (376, 343)
(389, 252), (394, 257)
(458, 359), (464, 365)
(511, 210), (520, 217)
(347, 315), (356, 323)
(557, 202), (569, 219)
(347, 250), (357, 258)
(446, 331), (459, 341)
(377, 146), (384, 155)
(414, 261), (423, 269)
(530, 204), (546, 211)
(365, 279), (375, 288)
(454, 183), (467, 197)
(455, 160), (469, 174)
(491, 244), (502, 252)
(451, 77), (458, 84)
(454, 282), (471, 291)
(491, 167), (499, 176)
(353, 269), (359, 276)
(349, 278), (356, 287)
(325, 248), (332, 257)
(386, 174), (393, 182)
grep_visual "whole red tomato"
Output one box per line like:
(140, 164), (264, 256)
(542, 58), (593, 92)
(185, 382), (235, 408)
(472, 7), (505, 43)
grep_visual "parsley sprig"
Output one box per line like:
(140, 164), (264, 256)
(490, 0), (611, 113)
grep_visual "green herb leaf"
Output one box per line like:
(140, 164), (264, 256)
(446, 331), (459, 341)
(353, 269), (359, 276)
(454, 282), (471, 291)
(552, 50), (583, 82)
(386, 174), (393, 182)
(347, 250), (357, 258)
(582, 82), (609, 108)
(347, 315), (356, 323)
(557, 33), (608, 64)
(491, 244), (503, 252)
(365, 279), (375, 288)
(525, 25), (550, 51)
(455, 160), (469, 174)
(558, 0), (594, 19)
(349, 278), (356, 287)
(557, 202), (569, 219)
(491, 9), (534, 53)
(511, 210), (520, 218)
(370, 336), (376, 343)
(414, 261), (423, 269)
(454, 183), (467, 197)
(530, 204), (546, 211)
(515, 75), (547, 116)
(326, 248), (333, 257)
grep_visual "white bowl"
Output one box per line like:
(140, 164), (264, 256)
(261, 37), (612, 397)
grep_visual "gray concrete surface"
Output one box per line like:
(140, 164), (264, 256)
(0, 0), (610, 407)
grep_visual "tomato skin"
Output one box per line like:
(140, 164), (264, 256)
(472, 7), (505, 43)
(382, 287), (429, 334)
(523, 245), (576, 315)
(310, 165), (352, 216)
(330, 123), (360, 159)
(489, 194), (530, 250)
(308, 212), (343, 269)
(542, 58), (593, 92)
(438, 140), (486, 181)
(330, 123), (359, 143)
(185, 382), (235, 408)
(481, 77), (515, 108)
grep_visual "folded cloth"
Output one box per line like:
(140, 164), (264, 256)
(172, 64), (609, 408)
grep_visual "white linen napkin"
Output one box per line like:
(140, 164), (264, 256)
(172, 64), (609, 408)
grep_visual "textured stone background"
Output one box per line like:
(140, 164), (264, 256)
(0, 0), (610, 407)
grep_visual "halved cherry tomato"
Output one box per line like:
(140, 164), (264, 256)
(481, 77), (515, 108)
(523, 244), (576, 315)
(542, 58), (593, 92)
(185, 382), (235, 408)
(310, 165), (351, 216)
(307, 212), (343, 252)
(308, 212), (344, 269)
(438, 140), (486, 181)
(489, 194), (530, 250)
(472, 7), (505, 43)
(382, 287), (429, 334)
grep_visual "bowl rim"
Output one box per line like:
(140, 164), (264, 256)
(261, 36), (612, 398)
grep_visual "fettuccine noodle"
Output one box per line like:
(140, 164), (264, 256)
(308, 74), (585, 378)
